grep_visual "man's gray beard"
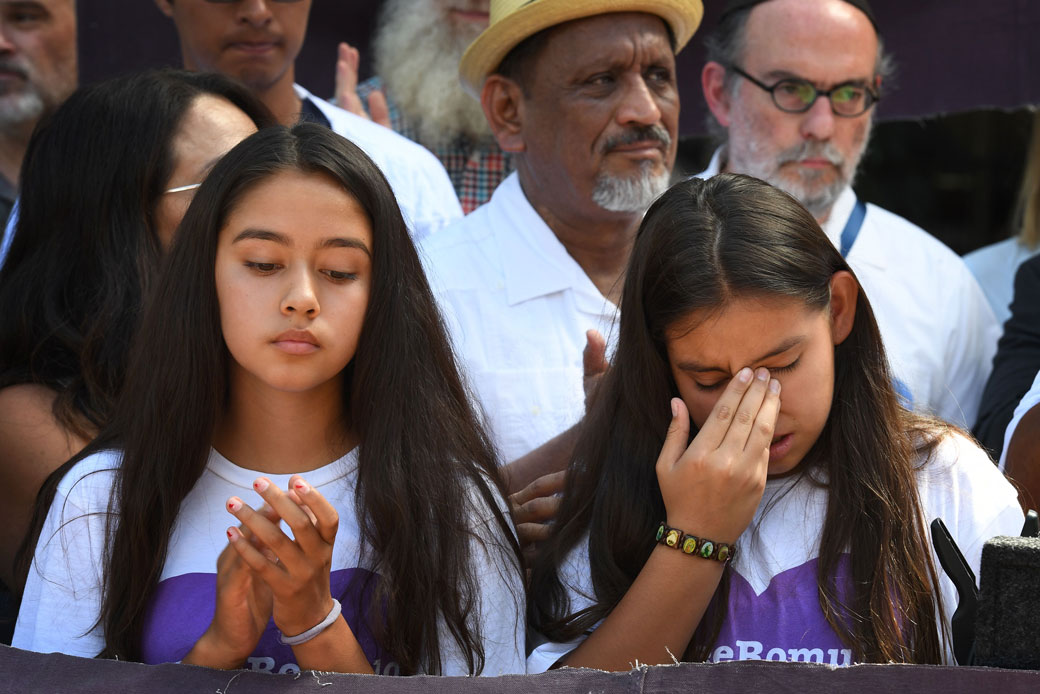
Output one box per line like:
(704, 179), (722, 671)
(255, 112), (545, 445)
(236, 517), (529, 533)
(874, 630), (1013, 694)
(592, 165), (671, 213)
(755, 161), (846, 220)
(374, 0), (493, 149)
(726, 114), (871, 221)
(0, 88), (45, 131)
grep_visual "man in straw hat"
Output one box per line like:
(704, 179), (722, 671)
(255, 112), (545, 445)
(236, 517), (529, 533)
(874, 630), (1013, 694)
(421, 0), (703, 488)
(697, 0), (998, 428)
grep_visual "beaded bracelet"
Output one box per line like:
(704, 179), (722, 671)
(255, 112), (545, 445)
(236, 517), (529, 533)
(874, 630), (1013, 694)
(656, 522), (736, 563)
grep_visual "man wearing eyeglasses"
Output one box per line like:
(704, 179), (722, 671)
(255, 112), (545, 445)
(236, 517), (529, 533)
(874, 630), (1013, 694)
(154, 0), (462, 241)
(697, 0), (999, 429)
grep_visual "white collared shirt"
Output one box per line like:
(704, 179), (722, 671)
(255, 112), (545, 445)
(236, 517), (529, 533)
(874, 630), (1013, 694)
(420, 173), (618, 464)
(295, 84), (462, 242)
(698, 151), (1000, 428)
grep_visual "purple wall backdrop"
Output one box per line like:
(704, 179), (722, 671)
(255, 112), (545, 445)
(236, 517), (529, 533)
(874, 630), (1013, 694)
(80, 1), (1040, 136)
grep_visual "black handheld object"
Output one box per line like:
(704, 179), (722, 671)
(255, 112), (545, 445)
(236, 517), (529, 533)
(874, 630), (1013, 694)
(929, 518), (978, 665)
(1022, 510), (1038, 538)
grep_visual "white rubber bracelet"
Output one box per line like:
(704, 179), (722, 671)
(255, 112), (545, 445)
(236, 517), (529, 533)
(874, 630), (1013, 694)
(278, 598), (342, 646)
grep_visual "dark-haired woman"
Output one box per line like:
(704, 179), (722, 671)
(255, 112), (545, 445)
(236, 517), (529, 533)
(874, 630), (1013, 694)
(0, 70), (274, 596)
(527, 174), (1023, 670)
(15, 124), (525, 675)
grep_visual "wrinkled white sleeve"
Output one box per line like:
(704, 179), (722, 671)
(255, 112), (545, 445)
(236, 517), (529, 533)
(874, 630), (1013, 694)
(438, 484), (526, 676)
(400, 150), (463, 243)
(938, 270), (1001, 427)
(13, 454), (119, 657)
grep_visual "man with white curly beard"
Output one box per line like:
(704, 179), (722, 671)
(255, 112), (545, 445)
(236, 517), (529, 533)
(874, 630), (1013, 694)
(337, 0), (509, 213)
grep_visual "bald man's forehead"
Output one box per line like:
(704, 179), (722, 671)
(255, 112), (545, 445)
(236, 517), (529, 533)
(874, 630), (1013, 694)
(741, 0), (877, 81)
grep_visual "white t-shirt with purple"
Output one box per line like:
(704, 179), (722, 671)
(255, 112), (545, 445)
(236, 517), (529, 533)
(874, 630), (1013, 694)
(14, 448), (525, 676)
(527, 431), (1023, 671)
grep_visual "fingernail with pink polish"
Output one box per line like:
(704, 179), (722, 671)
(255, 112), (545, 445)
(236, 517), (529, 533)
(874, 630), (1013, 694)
(227, 497), (242, 512)
(253, 478), (269, 492)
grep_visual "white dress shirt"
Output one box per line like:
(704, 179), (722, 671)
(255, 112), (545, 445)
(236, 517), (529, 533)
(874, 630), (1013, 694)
(420, 173), (618, 464)
(698, 151), (1000, 428)
(295, 84), (462, 242)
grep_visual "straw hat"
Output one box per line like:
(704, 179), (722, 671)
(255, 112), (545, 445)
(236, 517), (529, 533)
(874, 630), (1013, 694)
(459, 0), (705, 97)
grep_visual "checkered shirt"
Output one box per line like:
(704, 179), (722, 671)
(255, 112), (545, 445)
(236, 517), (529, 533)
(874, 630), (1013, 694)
(357, 77), (513, 213)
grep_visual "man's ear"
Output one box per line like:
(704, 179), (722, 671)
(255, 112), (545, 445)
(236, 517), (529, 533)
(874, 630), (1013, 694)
(480, 75), (526, 154)
(829, 270), (858, 345)
(702, 61), (734, 128)
(154, 0), (174, 18)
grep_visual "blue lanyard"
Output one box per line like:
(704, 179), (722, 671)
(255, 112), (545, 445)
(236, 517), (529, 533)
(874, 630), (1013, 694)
(839, 199), (867, 258)
(835, 197), (913, 408)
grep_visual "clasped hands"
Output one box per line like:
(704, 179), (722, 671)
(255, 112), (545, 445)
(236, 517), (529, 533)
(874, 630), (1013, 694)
(184, 475), (343, 670)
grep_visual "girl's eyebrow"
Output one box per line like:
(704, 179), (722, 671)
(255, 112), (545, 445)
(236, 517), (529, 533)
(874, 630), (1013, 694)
(231, 228), (371, 256)
(320, 237), (371, 256)
(677, 335), (807, 374)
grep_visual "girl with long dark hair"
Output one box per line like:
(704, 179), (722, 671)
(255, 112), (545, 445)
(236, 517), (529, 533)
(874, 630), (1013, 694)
(527, 174), (1023, 670)
(0, 69), (273, 594)
(14, 124), (524, 675)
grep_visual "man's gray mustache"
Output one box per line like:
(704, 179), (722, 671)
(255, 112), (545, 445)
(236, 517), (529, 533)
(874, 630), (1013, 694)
(0, 59), (29, 81)
(601, 125), (672, 153)
(776, 141), (844, 168)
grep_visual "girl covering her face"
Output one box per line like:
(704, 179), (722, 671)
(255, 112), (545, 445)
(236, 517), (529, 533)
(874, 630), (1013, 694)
(14, 124), (524, 676)
(527, 174), (1023, 670)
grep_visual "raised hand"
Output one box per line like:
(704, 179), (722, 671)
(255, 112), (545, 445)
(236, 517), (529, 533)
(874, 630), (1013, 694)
(334, 42), (391, 128)
(657, 368), (780, 544)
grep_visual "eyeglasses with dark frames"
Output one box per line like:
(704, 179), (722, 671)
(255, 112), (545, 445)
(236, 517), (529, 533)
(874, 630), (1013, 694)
(729, 65), (880, 117)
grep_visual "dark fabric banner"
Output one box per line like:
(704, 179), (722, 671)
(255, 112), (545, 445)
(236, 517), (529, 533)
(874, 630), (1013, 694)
(2, 645), (1039, 694)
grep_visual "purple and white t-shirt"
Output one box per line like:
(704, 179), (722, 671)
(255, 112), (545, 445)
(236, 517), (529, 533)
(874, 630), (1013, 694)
(15, 448), (525, 676)
(526, 431), (1024, 671)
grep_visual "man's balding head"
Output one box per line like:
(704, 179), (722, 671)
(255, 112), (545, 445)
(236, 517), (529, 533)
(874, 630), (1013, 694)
(701, 0), (889, 221)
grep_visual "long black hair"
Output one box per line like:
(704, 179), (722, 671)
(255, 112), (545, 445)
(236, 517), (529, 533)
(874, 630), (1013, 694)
(0, 69), (274, 438)
(28, 124), (521, 674)
(530, 174), (947, 664)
